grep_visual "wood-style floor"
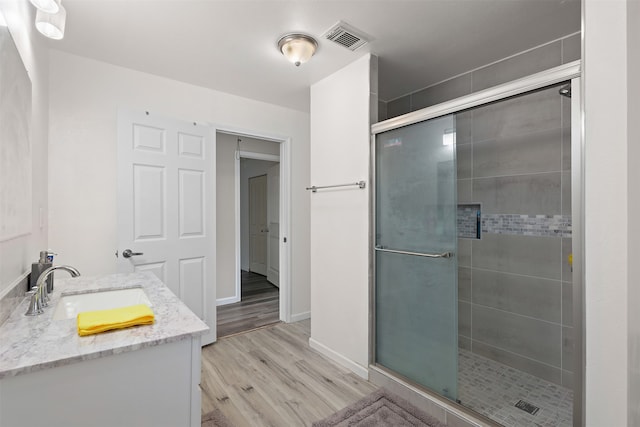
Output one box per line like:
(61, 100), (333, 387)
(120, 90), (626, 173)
(201, 320), (378, 426)
(217, 271), (280, 338)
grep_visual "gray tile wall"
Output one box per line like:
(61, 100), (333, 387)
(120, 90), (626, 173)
(377, 32), (579, 389)
(455, 81), (573, 388)
(379, 33), (580, 122)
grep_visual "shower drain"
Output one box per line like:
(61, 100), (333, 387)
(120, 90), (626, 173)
(515, 399), (540, 415)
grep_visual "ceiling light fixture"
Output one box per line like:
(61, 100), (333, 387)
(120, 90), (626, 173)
(277, 33), (317, 67)
(35, 0), (66, 40)
(29, 0), (60, 14)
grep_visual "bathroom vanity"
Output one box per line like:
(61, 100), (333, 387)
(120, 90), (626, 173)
(0, 272), (208, 427)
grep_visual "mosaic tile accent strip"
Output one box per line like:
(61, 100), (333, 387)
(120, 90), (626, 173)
(457, 204), (481, 239)
(482, 214), (572, 238)
(457, 206), (572, 239)
(458, 349), (573, 427)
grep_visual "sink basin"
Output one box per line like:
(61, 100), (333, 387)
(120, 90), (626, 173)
(52, 287), (152, 320)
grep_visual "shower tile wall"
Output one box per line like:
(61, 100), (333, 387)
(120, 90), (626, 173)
(458, 88), (572, 388)
(379, 33), (580, 122)
(377, 33), (579, 389)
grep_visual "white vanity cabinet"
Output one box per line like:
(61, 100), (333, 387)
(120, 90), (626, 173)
(0, 272), (208, 427)
(0, 337), (202, 427)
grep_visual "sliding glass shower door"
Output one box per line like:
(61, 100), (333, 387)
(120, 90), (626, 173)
(374, 114), (458, 400)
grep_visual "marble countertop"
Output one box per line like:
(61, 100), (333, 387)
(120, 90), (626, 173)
(0, 272), (209, 379)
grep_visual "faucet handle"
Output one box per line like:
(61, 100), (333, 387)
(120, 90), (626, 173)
(25, 289), (44, 316)
(25, 265), (80, 316)
(39, 284), (49, 307)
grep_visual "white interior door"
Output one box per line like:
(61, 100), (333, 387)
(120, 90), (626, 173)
(117, 110), (216, 345)
(249, 174), (267, 276)
(266, 163), (280, 287)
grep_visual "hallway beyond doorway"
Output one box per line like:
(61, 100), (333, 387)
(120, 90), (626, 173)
(217, 271), (279, 338)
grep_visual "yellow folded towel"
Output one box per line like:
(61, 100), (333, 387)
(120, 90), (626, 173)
(77, 304), (155, 336)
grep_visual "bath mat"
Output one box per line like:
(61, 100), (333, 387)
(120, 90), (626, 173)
(312, 388), (447, 426)
(202, 408), (234, 427)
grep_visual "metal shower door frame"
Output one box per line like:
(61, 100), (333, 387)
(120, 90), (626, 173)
(369, 61), (583, 425)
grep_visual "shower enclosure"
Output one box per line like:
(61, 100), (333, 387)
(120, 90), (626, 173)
(371, 66), (582, 427)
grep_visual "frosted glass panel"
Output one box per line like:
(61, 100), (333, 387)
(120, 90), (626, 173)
(376, 252), (458, 398)
(376, 116), (457, 253)
(375, 114), (458, 400)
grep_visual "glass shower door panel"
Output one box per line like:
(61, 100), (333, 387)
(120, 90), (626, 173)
(375, 115), (458, 400)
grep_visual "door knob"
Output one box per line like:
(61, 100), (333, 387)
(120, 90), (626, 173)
(122, 249), (144, 258)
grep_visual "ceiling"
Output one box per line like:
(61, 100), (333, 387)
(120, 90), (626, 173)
(46, 0), (581, 112)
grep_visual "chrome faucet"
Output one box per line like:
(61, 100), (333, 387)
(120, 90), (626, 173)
(25, 265), (81, 316)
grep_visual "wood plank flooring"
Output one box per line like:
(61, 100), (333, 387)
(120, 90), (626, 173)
(217, 271), (280, 338)
(201, 320), (378, 426)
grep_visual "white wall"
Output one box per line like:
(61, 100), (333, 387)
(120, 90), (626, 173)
(216, 132), (278, 301)
(240, 158), (279, 271)
(627, 0), (640, 424)
(309, 54), (375, 377)
(583, 0), (629, 425)
(304, 6), (640, 425)
(0, 1), (48, 295)
(48, 50), (311, 317)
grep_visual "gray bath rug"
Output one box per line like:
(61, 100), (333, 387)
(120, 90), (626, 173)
(312, 388), (447, 427)
(201, 408), (234, 427)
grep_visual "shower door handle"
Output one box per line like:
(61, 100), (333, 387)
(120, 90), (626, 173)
(374, 246), (454, 259)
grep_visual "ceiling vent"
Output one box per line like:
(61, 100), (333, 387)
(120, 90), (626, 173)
(323, 21), (371, 51)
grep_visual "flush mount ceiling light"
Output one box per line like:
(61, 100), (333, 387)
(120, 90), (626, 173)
(277, 33), (317, 67)
(30, 0), (60, 14)
(35, 0), (66, 40)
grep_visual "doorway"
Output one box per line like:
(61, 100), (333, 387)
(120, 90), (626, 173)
(215, 132), (284, 337)
(117, 117), (292, 345)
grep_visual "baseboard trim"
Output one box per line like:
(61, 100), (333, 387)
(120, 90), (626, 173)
(290, 311), (310, 322)
(216, 295), (240, 306)
(309, 338), (369, 380)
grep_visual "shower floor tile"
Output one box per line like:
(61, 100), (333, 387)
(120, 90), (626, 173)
(458, 349), (573, 427)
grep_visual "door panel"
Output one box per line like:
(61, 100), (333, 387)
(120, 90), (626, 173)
(179, 257), (205, 319)
(375, 114), (458, 400)
(249, 174), (268, 275)
(133, 124), (165, 152)
(133, 165), (165, 240)
(267, 163), (280, 286)
(178, 169), (204, 237)
(118, 110), (216, 345)
(178, 132), (204, 158)
(133, 262), (166, 284)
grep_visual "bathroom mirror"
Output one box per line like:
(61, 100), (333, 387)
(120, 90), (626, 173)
(0, 23), (33, 241)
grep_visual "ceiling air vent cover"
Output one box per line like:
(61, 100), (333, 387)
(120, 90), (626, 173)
(323, 21), (371, 51)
